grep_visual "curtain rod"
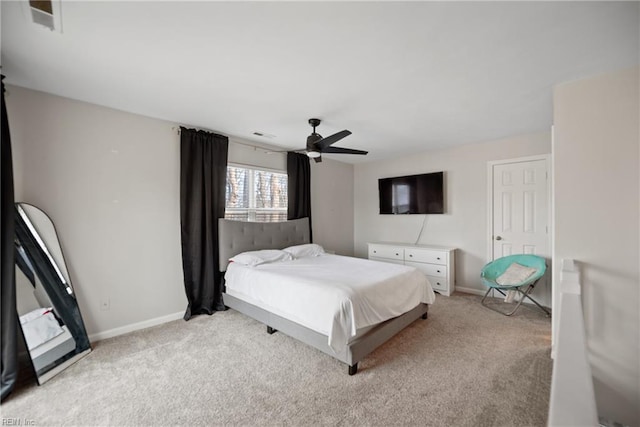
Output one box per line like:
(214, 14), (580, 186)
(171, 125), (290, 155)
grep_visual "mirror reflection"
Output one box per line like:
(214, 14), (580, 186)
(14, 203), (91, 384)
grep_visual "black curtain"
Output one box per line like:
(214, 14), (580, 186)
(287, 152), (312, 241)
(180, 127), (228, 320)
(1, 75), (18, 401)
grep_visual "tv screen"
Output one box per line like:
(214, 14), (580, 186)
(379, 172), (444, 214)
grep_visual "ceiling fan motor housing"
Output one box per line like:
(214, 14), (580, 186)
(307, 118), (322, 151)
(307, 132), (322, 151)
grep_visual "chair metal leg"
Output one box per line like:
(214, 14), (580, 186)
(481, 288), (513, 316)
(517, 286), (551, 317)
(503, 289), (529, 316)
(481, 283), (550, 317)
(481, 287), (506, 305)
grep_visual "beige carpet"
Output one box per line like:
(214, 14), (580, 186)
(2, 292), (552, 426)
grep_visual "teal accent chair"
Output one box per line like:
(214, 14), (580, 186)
(480, 254), (551, 316)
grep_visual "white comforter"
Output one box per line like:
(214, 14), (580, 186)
(224, 254), (435, 352)
(20, 308), (64, 351)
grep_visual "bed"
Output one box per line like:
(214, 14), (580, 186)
(219, 217), (436, 375)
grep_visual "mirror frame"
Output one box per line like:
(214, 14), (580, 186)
(14, 202), (92, 384)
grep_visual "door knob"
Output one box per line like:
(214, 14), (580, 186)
(495, 236), (503, 241)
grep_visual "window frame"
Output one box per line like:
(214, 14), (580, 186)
(225, 162), (288, 222)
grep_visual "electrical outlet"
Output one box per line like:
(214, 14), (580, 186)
(100, 298), (110, 311)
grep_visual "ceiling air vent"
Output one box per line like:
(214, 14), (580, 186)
(253, 132), (276, 139)
(26, 0), (62, 33)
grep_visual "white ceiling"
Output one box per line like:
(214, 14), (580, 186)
(1, 1), (638, 163)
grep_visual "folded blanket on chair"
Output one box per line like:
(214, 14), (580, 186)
(496, 262), (537, 286)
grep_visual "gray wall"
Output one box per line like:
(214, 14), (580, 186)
(6, 85), (354, 338)
(8, 85), (186, 338)
(553, 67), (639, 426)
(311, 159), (354, 256)
(353, 132), (551, 294)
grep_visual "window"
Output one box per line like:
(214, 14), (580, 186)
(225, 165), (288, 222)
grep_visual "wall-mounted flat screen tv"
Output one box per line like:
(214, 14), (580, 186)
(379, 171), (444, 214)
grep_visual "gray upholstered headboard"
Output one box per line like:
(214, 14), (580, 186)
(218, 217), (311, 271)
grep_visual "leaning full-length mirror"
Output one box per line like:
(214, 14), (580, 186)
(14, 203), (91, 384)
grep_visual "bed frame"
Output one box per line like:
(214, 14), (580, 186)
(218, 218), (428, 375)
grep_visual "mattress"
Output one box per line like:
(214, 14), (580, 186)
(224, 254), (435, 352)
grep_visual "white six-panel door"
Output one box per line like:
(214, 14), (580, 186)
(492, 159), (549, 257)
(489, 156), (551, 307)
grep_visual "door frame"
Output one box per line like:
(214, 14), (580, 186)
(486, 154), (552, 263)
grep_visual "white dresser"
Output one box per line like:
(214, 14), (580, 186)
(368, 242), (456, 296)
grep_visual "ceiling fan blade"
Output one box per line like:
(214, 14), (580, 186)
(315, 130), (352, 151)
(322, 146), (368, 155)
(313, 155), (322, 163)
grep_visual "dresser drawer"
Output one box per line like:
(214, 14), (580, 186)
(405, 248), (447, 265)
(368, 245), (404, 261)
(427, 276), (449, 293)
(406, 261), (447, 278)
(368, 242), (455, 297)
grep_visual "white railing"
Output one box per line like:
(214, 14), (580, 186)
(548, 259), (598, 426)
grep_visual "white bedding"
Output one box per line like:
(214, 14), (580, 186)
(224, 254), (435, 352)
(20, 308), (65, 351)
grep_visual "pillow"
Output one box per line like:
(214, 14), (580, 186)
(496, 262), (538, 286)
(283, 243), (325, 259)
(229, 250), (292, 267)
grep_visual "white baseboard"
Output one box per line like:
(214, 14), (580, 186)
(89, 311), (184, 343)
(455, 286), (487, 296)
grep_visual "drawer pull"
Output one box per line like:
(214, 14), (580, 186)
(395, 253), (399, 256)
(409, 254), (413, 257)
(437, 257), (441, 260)
(437, 270), (441, 273)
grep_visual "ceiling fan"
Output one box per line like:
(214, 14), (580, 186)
(301, 118), (367, 163)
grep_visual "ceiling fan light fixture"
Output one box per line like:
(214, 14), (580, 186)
(307, 150), (321, 159)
